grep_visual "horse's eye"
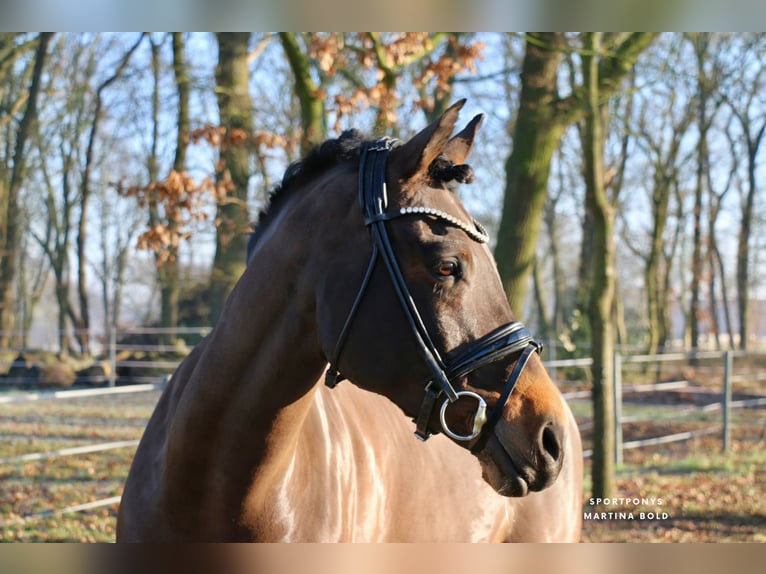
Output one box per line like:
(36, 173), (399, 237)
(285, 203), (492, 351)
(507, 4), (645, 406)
(435, 260), (459, 277)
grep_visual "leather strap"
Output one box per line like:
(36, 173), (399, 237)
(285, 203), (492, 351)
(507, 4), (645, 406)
(324, 138), (542, 444)
(470, 342), (540, 453)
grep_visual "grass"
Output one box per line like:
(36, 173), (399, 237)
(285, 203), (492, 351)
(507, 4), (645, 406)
(0, 390), (158, 542)
(581, 435), (766, 542)
(1, 387), (765, 542)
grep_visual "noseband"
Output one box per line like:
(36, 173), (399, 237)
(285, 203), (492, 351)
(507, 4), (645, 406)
(324, 138), (541, 448)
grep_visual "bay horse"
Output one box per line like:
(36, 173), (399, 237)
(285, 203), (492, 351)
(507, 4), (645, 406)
(117, 100), (582, 542)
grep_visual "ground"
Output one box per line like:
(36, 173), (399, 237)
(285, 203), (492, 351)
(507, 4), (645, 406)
(1, 384), (764, 542)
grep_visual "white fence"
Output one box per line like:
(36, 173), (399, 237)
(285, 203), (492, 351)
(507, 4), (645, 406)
(551, 349), (766, 460)
(2, 338), (766, 533)
(0, 326), (210, 387)
(0, 383), (164, 529)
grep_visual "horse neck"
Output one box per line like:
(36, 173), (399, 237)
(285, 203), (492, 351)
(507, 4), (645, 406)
(163, 190), (333, 528)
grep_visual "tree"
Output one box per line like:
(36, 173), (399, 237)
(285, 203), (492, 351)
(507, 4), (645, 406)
(629, 38), (695, 354)
(143, 33), (190, 342)
(35, 97), (82, 357)
(581, 33), (617, 498)
(724, 34), (766, 350)
(160, 32), (190, 338)
(0, 33), (51, 346)
(279, 32), (326, 153)
(687, 33), (723, 351)
(72, 33), (143, 356)
(279, 32), (483, 152)
(94, 186), (142, 345)
(495, 33), (657, 315)
(705, 143), (736, 350)
(533, 180), (567, 343)
(209, 33), (254, 324)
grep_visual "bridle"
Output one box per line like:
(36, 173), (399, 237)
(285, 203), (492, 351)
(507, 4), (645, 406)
(324, 138), (542, 450)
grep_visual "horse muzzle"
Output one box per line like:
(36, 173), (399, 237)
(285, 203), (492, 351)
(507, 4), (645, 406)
(477, 415), (566, 497)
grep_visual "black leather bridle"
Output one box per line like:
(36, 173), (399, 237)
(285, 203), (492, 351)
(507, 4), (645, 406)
(324, 138), (541, 449)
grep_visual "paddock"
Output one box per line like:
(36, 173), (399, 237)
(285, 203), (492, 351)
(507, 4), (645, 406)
(1, 346), (764, 542)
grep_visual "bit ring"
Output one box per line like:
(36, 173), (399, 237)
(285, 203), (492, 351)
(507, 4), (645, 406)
(439, 391), (487, 441)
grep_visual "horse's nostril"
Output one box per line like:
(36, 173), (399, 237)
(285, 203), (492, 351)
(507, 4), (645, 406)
(540, 423), (563, 464)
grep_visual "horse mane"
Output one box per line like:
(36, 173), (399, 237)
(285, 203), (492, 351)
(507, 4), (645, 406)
(248, 130), (365, 256)
(247, 129), (474, 259)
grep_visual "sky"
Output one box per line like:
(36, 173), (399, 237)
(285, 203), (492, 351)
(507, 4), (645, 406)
(6, 24), (766, 348)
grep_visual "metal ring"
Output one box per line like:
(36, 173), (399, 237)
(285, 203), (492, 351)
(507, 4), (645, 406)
(439, 391), (488, 442)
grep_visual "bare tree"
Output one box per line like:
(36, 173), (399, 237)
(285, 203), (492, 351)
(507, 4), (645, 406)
(495, 32), (657, 315)
(0, 33), (51, 346)
(209, 33), (254, 324)
(723, 34), (766, 350)
(73, 34), (144, 356)
(631, 40), (696, 354)
(581, 33), (617, 499)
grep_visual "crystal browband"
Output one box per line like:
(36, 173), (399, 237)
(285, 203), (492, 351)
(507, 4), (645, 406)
(397, 207), (489, 244)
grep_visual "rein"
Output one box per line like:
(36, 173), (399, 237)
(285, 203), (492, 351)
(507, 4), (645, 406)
(324, 139), (541, 448)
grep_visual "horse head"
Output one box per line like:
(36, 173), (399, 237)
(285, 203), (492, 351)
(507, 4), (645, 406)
(315, 100), (568, 497)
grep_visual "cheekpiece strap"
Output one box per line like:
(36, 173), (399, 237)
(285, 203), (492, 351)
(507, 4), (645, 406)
(414, 384), (441, 441)
(469, 341), (540, 453)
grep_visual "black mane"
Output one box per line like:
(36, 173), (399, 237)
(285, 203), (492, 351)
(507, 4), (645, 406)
(280, 129), (367, 194)
(247, 129), (473, 260)
(248, 130), (366, 258)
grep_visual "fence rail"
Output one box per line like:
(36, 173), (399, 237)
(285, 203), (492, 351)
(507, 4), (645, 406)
(0, 381), (162, 530)
(0, 325), (210, 389)
(0, 439), (140, 466)
(2, 336), (766, 532)
(0, 382), (164, 404)
(0, 496), (123, 529)
(611, 348), (766, 463)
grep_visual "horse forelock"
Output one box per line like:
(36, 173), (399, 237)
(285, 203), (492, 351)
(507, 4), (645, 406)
(428, 154), (475, 187)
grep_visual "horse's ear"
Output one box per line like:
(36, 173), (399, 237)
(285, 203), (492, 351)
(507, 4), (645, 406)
(442, 113), (483, 165)
(389, 99), (465, 181)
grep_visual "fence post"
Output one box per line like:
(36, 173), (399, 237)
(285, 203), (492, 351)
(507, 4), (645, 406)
(547, 339), (557, 383)
(722, 350), (732, 452)
(613, 351), (623, 466)
(108, 327), (117, 388)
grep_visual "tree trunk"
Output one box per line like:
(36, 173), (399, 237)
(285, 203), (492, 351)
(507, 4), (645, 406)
(51, 161), (75, 357)
(76, 34), (143, 356)
(0, 32), (51, 346)
(495, 33), (566, 315)
(539, 183), (567, 345)
(713, 241), (735, 348)
(532, 257), (551, 339)
(689, 123), (705, 351)
(144, 33), (187, 342)
(158, 32), (188, 338)
(495, 33), (656, 316)
(582, 33), (617, 499)
(646, 172), (672, 354)
(544, 170), (567, 341)
(707, 176), (732, 350)
(688, 33), (715, 352)
(210, 33), (253, 324)
(279, 33), (326, 154)
(736, 127), (765, 349)
(16, 229), (48, 347)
